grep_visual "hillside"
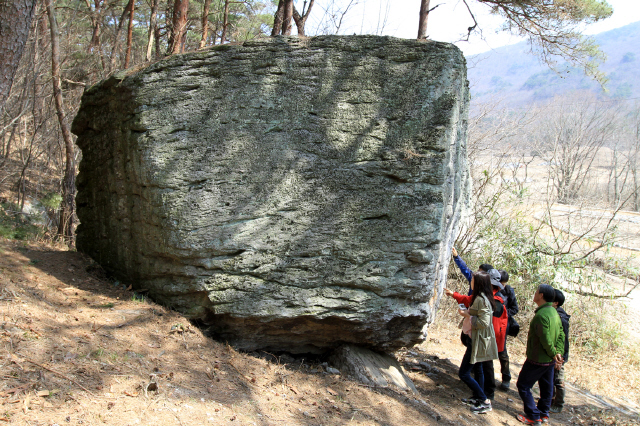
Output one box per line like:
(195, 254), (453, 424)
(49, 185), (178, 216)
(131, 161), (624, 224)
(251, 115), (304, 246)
(1, 239), (639, 425)
(467, 21), (640, 106)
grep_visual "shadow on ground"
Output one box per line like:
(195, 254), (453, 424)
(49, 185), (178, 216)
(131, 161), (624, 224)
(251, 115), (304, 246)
(1, 239), (637, 425)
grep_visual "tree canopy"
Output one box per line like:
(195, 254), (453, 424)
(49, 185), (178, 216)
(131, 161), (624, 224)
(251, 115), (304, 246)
(419, 0), (613, 81)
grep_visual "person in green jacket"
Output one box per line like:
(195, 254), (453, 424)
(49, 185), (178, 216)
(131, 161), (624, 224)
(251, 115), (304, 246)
(516, 284), (565, 426)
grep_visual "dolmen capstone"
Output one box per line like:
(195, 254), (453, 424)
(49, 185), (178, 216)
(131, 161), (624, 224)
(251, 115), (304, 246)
(72, 36), (470, 354)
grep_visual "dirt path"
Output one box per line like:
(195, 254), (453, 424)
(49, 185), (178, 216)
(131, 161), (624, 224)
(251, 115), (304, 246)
(1, 239), (638, 425)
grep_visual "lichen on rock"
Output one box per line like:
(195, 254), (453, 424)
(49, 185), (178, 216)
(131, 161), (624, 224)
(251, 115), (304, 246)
(72, 35), (471, 353)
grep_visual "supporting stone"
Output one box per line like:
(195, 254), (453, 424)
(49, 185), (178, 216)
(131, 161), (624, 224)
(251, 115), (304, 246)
(329, 345), (418, 393)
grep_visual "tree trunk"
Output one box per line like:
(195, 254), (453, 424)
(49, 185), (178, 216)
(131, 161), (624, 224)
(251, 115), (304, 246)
(165, 0), (172, 52)
(169, 0), (189, 54)
(292, 0), (314, 36)
(613, 151), (619, 204)
(125, 0), (135, 67)
(146, 0), (158, 60)
(220, 0), (229, 44)
(45, 0), (76, 243)
(86, 0), (108, 70)
(2, 62), (31, 162)
(212, 22), (219, 45)
(417, 0), (430, 39)
(32, 10), (47, 140)
(3, 120), (20, 163)
(283, 0), (293, 35)
(271, 0), (284, 36)
(86, 0), (102, 52)
(199, 0), (211, 48)
(156, 4), (165, 59)
(292, 9), (304, 36)
(634, 167), (639, 211)
(110, 0), (133, 70)
(0, 0), (37, 110)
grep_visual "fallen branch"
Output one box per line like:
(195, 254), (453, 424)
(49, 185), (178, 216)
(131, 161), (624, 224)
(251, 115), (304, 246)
(25, 359), (95, 396)
(227, 360), (260, 389)
(0, 384), (30, 397)
(564, 282), (639, 299)
(164, 401), (185, 426)
(62, 78), (86, 87)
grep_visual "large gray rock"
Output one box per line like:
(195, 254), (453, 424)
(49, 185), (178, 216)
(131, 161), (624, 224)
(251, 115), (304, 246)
(72, 36), (470, 354)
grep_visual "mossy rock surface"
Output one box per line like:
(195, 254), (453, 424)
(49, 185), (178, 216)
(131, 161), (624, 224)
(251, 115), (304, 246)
(72, 35), (470, 353)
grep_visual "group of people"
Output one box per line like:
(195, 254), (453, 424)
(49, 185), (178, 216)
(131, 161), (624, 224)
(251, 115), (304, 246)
(444, 248), (570, 425)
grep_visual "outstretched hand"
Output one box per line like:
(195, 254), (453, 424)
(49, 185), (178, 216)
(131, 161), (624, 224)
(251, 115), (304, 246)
(452, 247), (458, 258)
(444, 288), (453, 297)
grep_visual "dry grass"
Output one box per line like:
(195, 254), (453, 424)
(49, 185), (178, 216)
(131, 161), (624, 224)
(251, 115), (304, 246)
(1, 239), (639, 425)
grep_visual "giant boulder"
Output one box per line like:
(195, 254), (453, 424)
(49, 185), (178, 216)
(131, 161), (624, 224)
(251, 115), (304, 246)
(72, 36), (470, 353)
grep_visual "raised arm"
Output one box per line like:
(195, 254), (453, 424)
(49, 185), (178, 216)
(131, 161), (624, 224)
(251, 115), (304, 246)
(452, 248), (472, 285)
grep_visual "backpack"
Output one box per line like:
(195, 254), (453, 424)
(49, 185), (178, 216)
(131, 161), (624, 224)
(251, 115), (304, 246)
(507, 315), (520, 337)
(502, 286), (520, 337)
(492, 294), (508, 352)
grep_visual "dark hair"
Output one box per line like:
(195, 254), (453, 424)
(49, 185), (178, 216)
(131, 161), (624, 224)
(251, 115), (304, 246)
(478, 263), (494, 272)
(538, 284), (555, 303)
(471, 272), (496, 310)
(499, 270), (509, 283)
(554, 289), (565, 307)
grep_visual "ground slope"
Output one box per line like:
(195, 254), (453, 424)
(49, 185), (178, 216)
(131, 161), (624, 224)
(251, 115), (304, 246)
(0, 239), (638, 425)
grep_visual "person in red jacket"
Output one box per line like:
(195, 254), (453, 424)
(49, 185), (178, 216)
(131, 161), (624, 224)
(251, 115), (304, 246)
(446, 268), (508, 400)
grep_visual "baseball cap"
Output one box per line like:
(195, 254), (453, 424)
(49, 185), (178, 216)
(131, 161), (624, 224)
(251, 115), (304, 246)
(488, 269), (504, 290)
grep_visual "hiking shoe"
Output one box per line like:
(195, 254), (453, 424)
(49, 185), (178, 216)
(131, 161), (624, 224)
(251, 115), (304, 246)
(550, 405), (562, 413)
(516, 414), (542, 425)
(541, 416), (549, 423)
(470, 401), (492, 414)
(499, 381), (511, 391)
(461, 397), (481, 406)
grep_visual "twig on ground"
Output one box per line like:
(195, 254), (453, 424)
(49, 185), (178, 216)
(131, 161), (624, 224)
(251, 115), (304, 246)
(24, 358), (95, 396)
(164, 401), (185, 426)
(227, 360), (260, 389)
(227, 360), (249, 380)
(566, 279), (639, 299)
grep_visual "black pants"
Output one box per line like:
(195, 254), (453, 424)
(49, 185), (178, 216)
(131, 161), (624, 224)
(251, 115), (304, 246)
(460, 345), (487, 400)
(473, 360), (496, 400)
(499, 346), (511, 383)
(517, 360), (555, 421)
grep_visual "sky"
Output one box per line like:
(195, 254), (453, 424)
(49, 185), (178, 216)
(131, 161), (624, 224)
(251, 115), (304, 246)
(302, 0), (640, 56)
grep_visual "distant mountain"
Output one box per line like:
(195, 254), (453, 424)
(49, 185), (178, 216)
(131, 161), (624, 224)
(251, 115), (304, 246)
(466, 21), (640, 107)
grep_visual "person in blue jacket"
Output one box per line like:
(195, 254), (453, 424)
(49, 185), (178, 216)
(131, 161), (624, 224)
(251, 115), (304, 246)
(451, 247), (494, 295)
